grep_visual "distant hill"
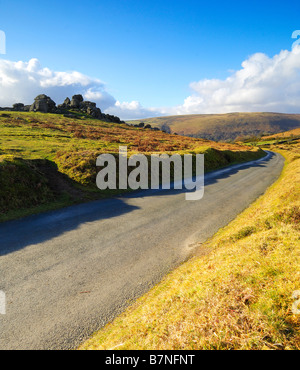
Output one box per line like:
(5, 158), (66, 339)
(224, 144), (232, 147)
(127, 112), (300, 142)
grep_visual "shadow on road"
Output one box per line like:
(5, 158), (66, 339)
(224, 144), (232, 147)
(0, 151), (276, 256)
(0, 198), (139, 256)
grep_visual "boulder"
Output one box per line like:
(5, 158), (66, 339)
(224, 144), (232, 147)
(80, 101), (97, 110)
(30, 94), (56, 113)
(64, 97), (71, 106)
(13, 103), (25, 111)
(87, 106), (102, 118)
(70, 94), (84, 109)
(58, 97), (71, 110)
(103, 114), (121, 123)
(18, 93), (125, 125)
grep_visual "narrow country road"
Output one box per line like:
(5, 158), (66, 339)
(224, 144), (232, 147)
(0, 151), (284, 350)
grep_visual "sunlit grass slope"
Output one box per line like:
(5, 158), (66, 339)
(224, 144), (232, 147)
(79, 139), (299, 350)
(0, 111), (263, 222)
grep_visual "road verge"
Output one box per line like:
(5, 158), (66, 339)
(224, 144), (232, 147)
(79, 145), (299, 350)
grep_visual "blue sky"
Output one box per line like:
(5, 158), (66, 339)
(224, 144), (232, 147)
(1, 0), (300, 119)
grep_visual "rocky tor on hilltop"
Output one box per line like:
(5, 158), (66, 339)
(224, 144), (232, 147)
(0, 94), (125, 125)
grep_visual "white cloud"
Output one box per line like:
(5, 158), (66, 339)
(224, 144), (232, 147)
(0, 57), (158, 119)
(167, 46), (300, 115)
(0, 58), (116, 109)
(106, 47), (300, 119)
(105, 100), (161, 120)
(1, 47), (300, 120)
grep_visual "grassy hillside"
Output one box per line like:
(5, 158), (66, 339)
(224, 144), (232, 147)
(127, 112), (300, 142)
(79, 138), (299, 350)
(239, 127), (300, 147)
(0, 111), (264, 222)
(262, 127), (300, 140)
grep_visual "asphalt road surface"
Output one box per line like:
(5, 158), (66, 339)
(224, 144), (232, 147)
(0, 151), (284, 350)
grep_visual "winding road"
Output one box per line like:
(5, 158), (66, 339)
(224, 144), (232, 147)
(0, 151), (284, 350)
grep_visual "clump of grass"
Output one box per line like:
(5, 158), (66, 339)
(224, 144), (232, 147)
(271, 206), (300, 227)
(231, 226), (257, 241)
